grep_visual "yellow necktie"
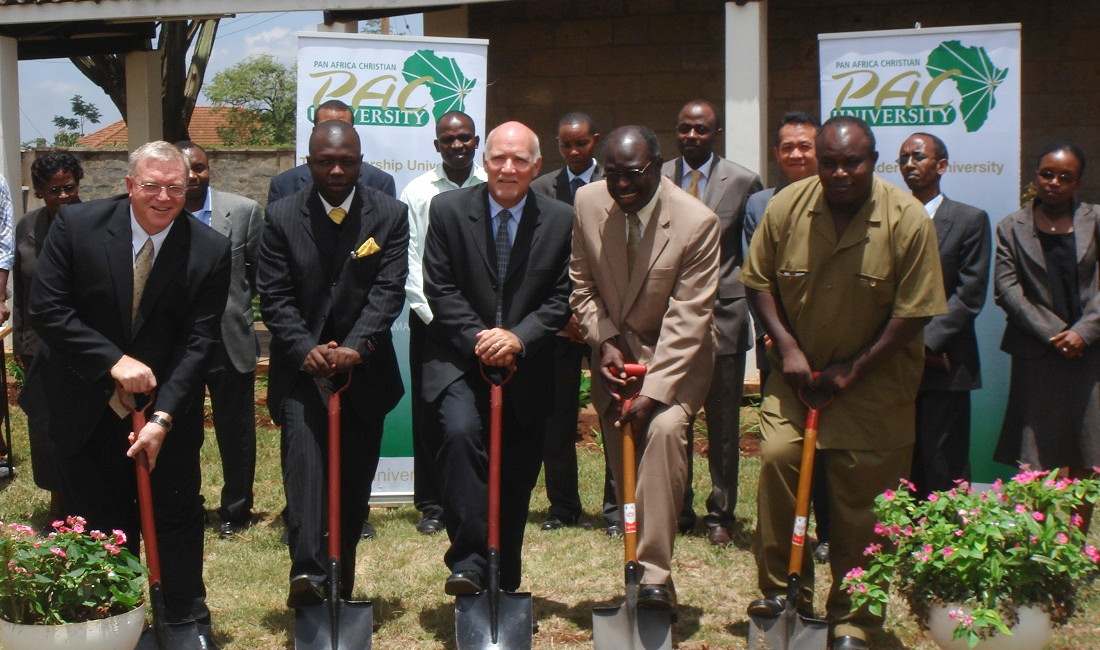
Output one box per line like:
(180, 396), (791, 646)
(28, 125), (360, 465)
(132, 238), (153, 324)
(626, 212), (642, 274)
(686, 170), (702, 199)
(328, 207), (347, 225)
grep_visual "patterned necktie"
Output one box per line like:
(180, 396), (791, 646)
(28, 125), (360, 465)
(569, 176), (585, 199)
(328, 207), (347, 225)
(626, 212), (642, 275)
(132, 238), (153, 324)
(494, 209), (512, 326)
(686, 170), (702, 199)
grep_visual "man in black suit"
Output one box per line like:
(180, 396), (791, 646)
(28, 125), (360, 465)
(259, 120), (408, 608)
(22, 141), (231, 647)
(898, 132), (991, 495)
(530, 112), (615, 533)
(423, 121), (573, 595)
(267, 99), (396, 204)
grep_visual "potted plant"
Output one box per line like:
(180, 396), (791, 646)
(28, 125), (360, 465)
(0, 516), (147, 649)
(842, 467), (1100, 649)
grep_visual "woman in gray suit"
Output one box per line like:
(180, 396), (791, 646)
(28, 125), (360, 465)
(994, 142), (1100, 532)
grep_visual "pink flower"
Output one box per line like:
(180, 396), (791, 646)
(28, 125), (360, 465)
(903, 525), (914, 537)
(873, 522), (887, 536)
(991, 478), (1004, 491)
(928, 494), (940, 502)
(844, 566), (865, 581)
(1072, 514), (1085, 528)
(955, 530), (964, 537)
(112, 530), (127, 545)
(922, 544), (934, 553)
(942, 547), (955, 558)
(10, 524), (34, 536)
(1029, 535), (1039, 544)
(963, 614), (974, 626)
(50, 547), (66, 558)
(1084, 546), (1100, 563)
(857, 583), (867, 593)
(90, 530), (107, 541)
(1032, 511), (1045, 522)
(1056, 533), (1069, 544)
(947, 488), (958, 499)
(1015, 504), (1027, 514)
(889, 524), (902, 537)
(948, 608), (964, 621)
(51, 519), (64, 530)
(104, 543), (121, 555)
(883, 489), (896, 501)
(902, 479), (917, 492)
(864, 543), (882, 556)
(980, 492), (989, 502)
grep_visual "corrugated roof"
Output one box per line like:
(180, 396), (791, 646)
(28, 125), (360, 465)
(77, 106), (246, 148)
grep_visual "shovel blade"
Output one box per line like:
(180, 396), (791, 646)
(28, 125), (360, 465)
(135, 621), (204, 650)
(454, 591), (532, 650)
(790, 614), (829, 649)
(746, 612), (828, 650)
(592, 604), (672, 650)
(294, 600), (373, 650)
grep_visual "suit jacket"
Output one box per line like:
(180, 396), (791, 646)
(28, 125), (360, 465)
(208, 188), (264, 373)
(920, 197), (991, 391)
(530, 164), (603, 206)
(20, 196), (231, 452)
(994, 201), (1100, 359)
(421, 185), (573, 420)
(267, 162), (396, 206)
(258, 183), (408, 425)
(13, 204), (71, 362)
(662, 156), (762, 354)
(571, 176), (720, 416)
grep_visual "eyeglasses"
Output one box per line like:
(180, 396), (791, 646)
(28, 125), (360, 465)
(1038, 169), (1077, 184)
(896, 153), (932, 165)
(137, 182), (186, 198)
(43, 184), (77, 196)
(604, 161), (653, 183)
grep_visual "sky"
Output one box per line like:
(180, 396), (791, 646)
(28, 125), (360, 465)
(17, 11), (423, 144)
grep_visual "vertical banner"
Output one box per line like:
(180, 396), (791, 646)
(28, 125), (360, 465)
(819, 24), (1021, 482)
(296, 32), (488, 503)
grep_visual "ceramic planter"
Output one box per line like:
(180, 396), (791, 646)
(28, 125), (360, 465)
(927, 603), (1052, 649)
(0, 604), (145, 650)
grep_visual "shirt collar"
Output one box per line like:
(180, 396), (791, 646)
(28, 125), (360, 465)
(319, 187), (356, 216)
(924, 192), (945, 219)
(566, 161), (597, 184)
(633, 183), (662, 232)
(682, 153), (714, 179)
(488, 193), (526, 223)
(129, 207), (175, 262)
(433, 164), (487, 189)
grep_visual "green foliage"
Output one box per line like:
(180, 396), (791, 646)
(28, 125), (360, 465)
(21, 138), (47, 150)
(0, 516), (146, 625)
(49, 94), (102, 147)
(843, 468), (1100, 647)
(577, 371), (591, 409)
(205, 55), (297, 147)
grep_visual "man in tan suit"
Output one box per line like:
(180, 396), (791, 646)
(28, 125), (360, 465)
(571, 125), (720, 613)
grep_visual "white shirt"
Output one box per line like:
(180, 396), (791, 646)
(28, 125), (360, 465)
(678, 153), (714, 199)
(625, 185), (661, 239)
(129, 208), (175, 264)
(400, 165), (487, 324)
(319, 187), (356, 219)
(923, 193), (945, 219)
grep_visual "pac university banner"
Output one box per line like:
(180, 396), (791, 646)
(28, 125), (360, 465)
(819, 24), (1021, 481)
(296, 32), (489, 502)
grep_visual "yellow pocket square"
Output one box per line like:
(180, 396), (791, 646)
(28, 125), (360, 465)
(354, 237), (381, 258)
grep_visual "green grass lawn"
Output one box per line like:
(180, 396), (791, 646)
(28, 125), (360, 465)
(2, 394), (1098, 648)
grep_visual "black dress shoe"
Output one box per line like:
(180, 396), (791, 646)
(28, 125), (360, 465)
(747, 595), (786, 618)
(637, 584), (674, 611)
(287, 574), (325, 608)
(832, 636), (869, 650)
(416, 516), (444, 534)
(444, 570), (483, 596)
(541, 516), (568, 531)
(677, 517), (696, 535)
(605, 522), (623, 538)
(814, 541), (830, 564)
(361, 521), (375, 539)
(218, 519), (249, 540)
(197, 631), (221, 650)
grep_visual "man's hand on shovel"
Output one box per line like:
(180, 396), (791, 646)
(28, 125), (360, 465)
(127, 414), (170, 470)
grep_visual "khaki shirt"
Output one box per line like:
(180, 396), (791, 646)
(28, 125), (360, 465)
(742, 176), (947, 449)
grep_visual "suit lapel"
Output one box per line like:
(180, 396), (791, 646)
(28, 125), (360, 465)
(1014, 207), (1050, 301)
(105, 201), (136, 340)
(933, 197), (956, 247)
(621, 181), (671, 314)
(504, 192), (539, 284)
(554, 168), (571, 203)
(1073, 202), (1098, 263)
(701, 157), (727, 207)
(133, 216), (190, 338)
(208, 190), (232, 238)
(332, 190), (370, 281)
(465, 186), (495, 278)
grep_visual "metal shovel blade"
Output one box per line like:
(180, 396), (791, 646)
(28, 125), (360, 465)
(295, 599), (373, 650)
(454, 591), (532, 650)
(746, 606), (828, 649)
(592, 603), (672, 650)
(135, 621), (204, 650)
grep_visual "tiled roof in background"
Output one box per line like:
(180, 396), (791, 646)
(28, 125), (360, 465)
(78, 106), (245, 147)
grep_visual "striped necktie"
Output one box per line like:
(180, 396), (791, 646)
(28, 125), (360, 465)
(494, 209), (512, 326)
(132, 238), (153, 324)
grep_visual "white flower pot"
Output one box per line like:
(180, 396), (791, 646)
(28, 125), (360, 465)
(0, 605), (145, 650)
(928, 604), (1052, 650)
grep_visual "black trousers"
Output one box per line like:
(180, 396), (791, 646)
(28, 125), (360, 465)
(542, 337), (585, 521)
(431, 374), (543, 591)
(59, 403), (209, 625)
(281, 374), (384, 594)
(410, 314), (444, 519)
(205, 343), (256, 524)
(697, 352), (746, 529)
(912, 389), (971, 496)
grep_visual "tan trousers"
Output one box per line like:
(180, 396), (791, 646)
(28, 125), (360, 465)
(753, 406), (911, 641)
(600, 401), (692, 588)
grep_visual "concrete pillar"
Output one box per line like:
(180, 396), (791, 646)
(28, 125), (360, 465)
(0, 36), (20, 208)
(424, 7), (469, 38)
(125, 50), (163, 150)
(317, 20), (358, 33)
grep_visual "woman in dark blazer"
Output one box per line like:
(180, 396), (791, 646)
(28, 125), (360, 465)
(13, 152), (82, 524)
(994, 142), (1100, 532)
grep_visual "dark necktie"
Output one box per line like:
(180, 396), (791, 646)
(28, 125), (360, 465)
(570, 176), (585, 199)
(494, 209), (512, 326)
(626, 212), (642, 275)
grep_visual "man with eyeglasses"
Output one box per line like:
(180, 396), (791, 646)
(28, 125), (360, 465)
(421, 121), (572, 596)
(21, 141), (231, 648)
(662, 99), (762, 547)
(742, 116), (945, 650)
(897, 132), (991, 497)
(573, 125), (720, 614)
(174, 141), (264, 540)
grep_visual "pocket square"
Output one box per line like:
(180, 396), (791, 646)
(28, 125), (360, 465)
(354, 237), (381, 258)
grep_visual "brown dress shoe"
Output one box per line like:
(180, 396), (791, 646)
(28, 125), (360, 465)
(707, 525), (731, 547)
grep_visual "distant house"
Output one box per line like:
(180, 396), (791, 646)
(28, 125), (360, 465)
(77, 106), (245, 148)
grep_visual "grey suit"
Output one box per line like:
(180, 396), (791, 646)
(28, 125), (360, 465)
(912, 196), (991, 495)
(662, 155), (762, 531)
(204, 188), (264, 523)
(530, 164), (603, 204)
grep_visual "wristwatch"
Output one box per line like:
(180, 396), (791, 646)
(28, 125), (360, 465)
(148, 414), (173, 432)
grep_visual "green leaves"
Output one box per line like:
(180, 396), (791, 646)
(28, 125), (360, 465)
(205, 55), (298, 147)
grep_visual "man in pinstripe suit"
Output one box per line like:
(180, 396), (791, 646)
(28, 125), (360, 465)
(258, 120), (409, 608)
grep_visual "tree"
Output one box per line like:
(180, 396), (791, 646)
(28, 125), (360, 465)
(204, 55), (297, 147)
(69, 95), (103, 135)
(50, 94), (102, 146)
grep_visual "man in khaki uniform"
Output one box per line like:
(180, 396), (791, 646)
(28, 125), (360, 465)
(740, 116), (945, 650)
(571, 125), (719, 614)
